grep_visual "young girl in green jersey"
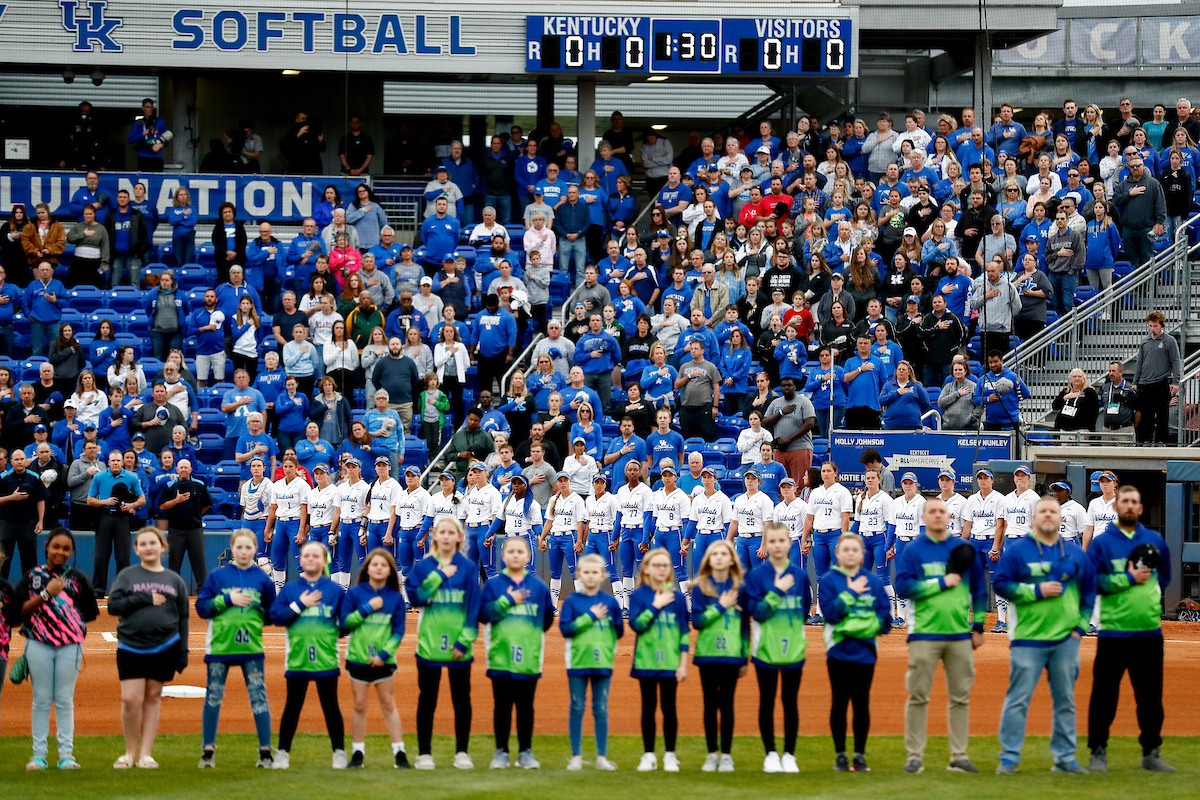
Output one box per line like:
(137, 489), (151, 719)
(560, 553), (623, 771)
(480, 536), (555, 770)
(195, 529), (277, 768)
(269, 541), (346, 769)
(692, 539), (749, 773)
(746, 521), (811, 774)
(404, 517), (480, 771)
(341, 548), (409, 769)
(629, 546), (689, 773)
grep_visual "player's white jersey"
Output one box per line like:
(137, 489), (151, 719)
(1001, 488), (1040, 538)
(393, 486), (430, 529)
(502, 495), (543, 537)
(425, 489), (466, 525)
(615, 482), (654, 529)
(962, 489), (1004, 540)
(547, 491), (587, 535)
(1086, 494), (1117, 537)
(938, 491), (968, 537)
(304, 484), (338, 527)
(855, 490), (892, 535)
(773, 497), (810, 540)
(1059, 499), (1088, 541)
(270, 476), (308, 519)
(807, 482), (854, 531)
(464, 484), (504, 527)
(365, 477), (403, 522)
(240, 478), (274, 521)
(888, 493), (926, 540)
(336, 479), (370, 522)
(732, 490), (775, 535)
(585, 492), (620, 532)
(651, 487), (691, 530)
(691, 490), (734, 534)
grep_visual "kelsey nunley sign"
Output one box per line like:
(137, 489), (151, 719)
(830, 430), (1014, 491)
(0, 171), (363, 223)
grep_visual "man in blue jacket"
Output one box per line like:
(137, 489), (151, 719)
(68, 170), (111, 222)
(285, 218), (326, 291)
(245, 221), (282, 299)
(187, 289), (227, 388)
(973, 351), (1030, 432)
(441, 141), (480, 225)
(418, 197), (461, 266)
(842, 334), (885, 430)
(573, 312), (621, 417)
(471, 294), (517, 396)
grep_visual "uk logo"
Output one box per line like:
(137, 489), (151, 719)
(60, 0), (123, 52)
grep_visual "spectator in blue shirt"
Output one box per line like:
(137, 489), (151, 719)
(804, 345), (846, 439)
(219, 368), (267, 461)
(986, 104), (1027, 161)
(842, 334), (886, 430)
(285, 218), (326, 290)
(880, 361), (932, 429)
(235, 411), (278, 480)
(933, 257), (973, 319)
(418, 197), (461, 266)
(591, 141), (629, 197)
(364, 388), (404, 473)
(601, 416), (648, 482)
(187, 289), (227, 388)
(573, 313), (621, 417)
(645, 407), (684, 471)
(24, 261), (66, 357)
(295, 421), (336, 477)
(515, 139), (548, 216)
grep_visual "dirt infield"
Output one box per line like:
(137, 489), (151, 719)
(3, 604), (1198, 740)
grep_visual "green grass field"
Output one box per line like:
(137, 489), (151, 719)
(0, 734), (1192, 800)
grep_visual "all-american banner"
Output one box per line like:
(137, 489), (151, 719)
(830, 430), (1014, 492)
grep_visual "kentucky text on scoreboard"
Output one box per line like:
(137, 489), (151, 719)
(526, 16), (857, 77)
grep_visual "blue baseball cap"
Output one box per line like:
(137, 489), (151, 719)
(554, 470), (572, 481)
(375, 455), (391, 466)
(438, 470), (456, 480)
(1013, 465), (1033, 476)
(660, 464), (678, 476)
(700, 465), (719, 477)
(593, 473), (610, 484)
(510, 473), (528, 485)
(1050, 480), (1072, 492)
(743, 469), (760, 480)
(938, 469), (956, 481)
(469, 462), (487, 472)
(403, 465), (420, 475)
(976, 468), (994, 479)
(901, 472), (918, 483)
(1097, 470), (1117, 482)
(344, 456), (362, 468)
(312, 463), (329, 473)
(250, 456), (267, 467)
(34, 424), (46, 433)
(780, 476), (797, 486)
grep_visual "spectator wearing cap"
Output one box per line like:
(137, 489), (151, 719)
(423, 165), (465, 219)
(429, 254), (470, 320)
(563, 436), (599, 496)
(25, 419), (65, 462)
(364, 388), (404, 474)
(52, 397), (84, 456)
(1112, 156), (1167, 268)
(1045, 208), (1086, 315)
(67, 438), (103, 530)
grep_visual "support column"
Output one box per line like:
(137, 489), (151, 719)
(973, 33), (993, 132)
(577, 78), (596, 166)
(536, 76), (555, 139)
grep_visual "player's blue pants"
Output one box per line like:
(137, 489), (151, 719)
(270, 518), (301, 572)
(618, 528), (643, 579)
(333, 518), (361, 576)
(395, 525), (421, 578)
(243, 518), (267, 560)
(365, 520), (393, 557)
(585, 531), (618, 584)
(970, 537), (997, 584)
(788, 540), (808, 572)
(861, 532), (890, 586)
(656, 529), (688, 582)
(465, 524), (492, 577)
(736, 535), (763, 572)
(692, 532), (724, 574)
(307, 524), (332, 561)
(811, 529), (842, 576)
(547, 535), (578, 580)
(894, 537), (918, 577)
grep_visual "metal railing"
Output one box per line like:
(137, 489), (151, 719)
(1004, 212), (1200, 428)
(920, 409), (943, 430)
(1174, 348), (1200, 446)
(417, 333), (545, 488)
(371, 178), (427, 238)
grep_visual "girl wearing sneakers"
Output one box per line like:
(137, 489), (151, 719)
(340, 547), (409, 769)
(14, 528), (99, 771)
(195, 529), (277, 768)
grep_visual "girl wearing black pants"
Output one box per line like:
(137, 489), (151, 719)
(629, 547), (689, 773)
(690, 540), (749, 772)
(817, 533), (891, 772)
(268, 542), (347, 769)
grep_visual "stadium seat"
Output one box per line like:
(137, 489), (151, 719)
(202, 515), (234, 530)
(60, 309), (85, 329)
(196, 243), (216, 268)
(108, 287), (146, 314)
(1074, 286), (1098, 305)
(177, 264), (209, 290)
(68, 286), (104, 313)
(123, 312), (151, 337)
(154, 243), (175, 267)
(198, 433), (224, 454)
(684, 437), (705, 453)
(211, 461), (242, 493)
(197, 408), (225, 435)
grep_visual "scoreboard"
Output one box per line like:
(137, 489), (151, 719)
(526, 16), (855, 77)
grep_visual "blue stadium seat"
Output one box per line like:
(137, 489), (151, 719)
(724, 452), (743, 471)
(177, 264), (209, 290)
(209, 488), (237, 517)
(11, 312), (29, 336)
(143, 263), (169, 282)
(504, 225), (526, 242)
(684, 437), (705, 453)
(1074, 286), (1098, 305)
(197, 408), (224, 435)
(202, 515), (234, 531)
(123, 312), (150, 337)
(196, 243), (216, 268)
(108, 287), (145, 314)
(720, 478), (743, 496)
(211, 461), (242, 492)
(713, 437), (737, 454)
(198, 433), (224, 453)
(154, 243), (175, 267)
(68, 287), (104, 313)
(60, 309), (85, 329)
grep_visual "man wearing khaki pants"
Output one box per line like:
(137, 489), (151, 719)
(895, 497), (988, 774)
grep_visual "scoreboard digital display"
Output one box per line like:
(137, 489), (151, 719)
(526, 16), (855, 77)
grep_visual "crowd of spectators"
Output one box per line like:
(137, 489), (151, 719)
(0, 95), (1193, 589)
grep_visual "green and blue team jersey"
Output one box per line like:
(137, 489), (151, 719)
(994, 535), (1096, 645)
(745, 562), (810, 667)
(894, 533), (989, 640)
(480, 573), (556, 679)
(196, 564), (278, 662)
(269, 575), (345, 677)
(628, 583), (689, 677)
(559, 591), (624, 675)
(404, 551), (480, 665)
(818, 567), (891, 663)
(340, 583), (406, 665)
(690, 577), (749, 664)
(1089, 522), (1171, 637)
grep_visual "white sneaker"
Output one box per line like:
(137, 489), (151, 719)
(702, 753), (719, 772)
(637, 752), (657, 772)
(453, 751), (474, 770)
(413, 754), (435, 770)
(489, 750), (509, 770)
(718, 754), (735, 772)
(595, 756), (617, 771)
(781, 752), (799, 773)
(663, 752), (680, 772)
(567, 756), (583, 771)
(517, 750), (540, 770)
(763, 751), (782, 773)
(331, 749), (348, 769)
(272, 751), (290, 770)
